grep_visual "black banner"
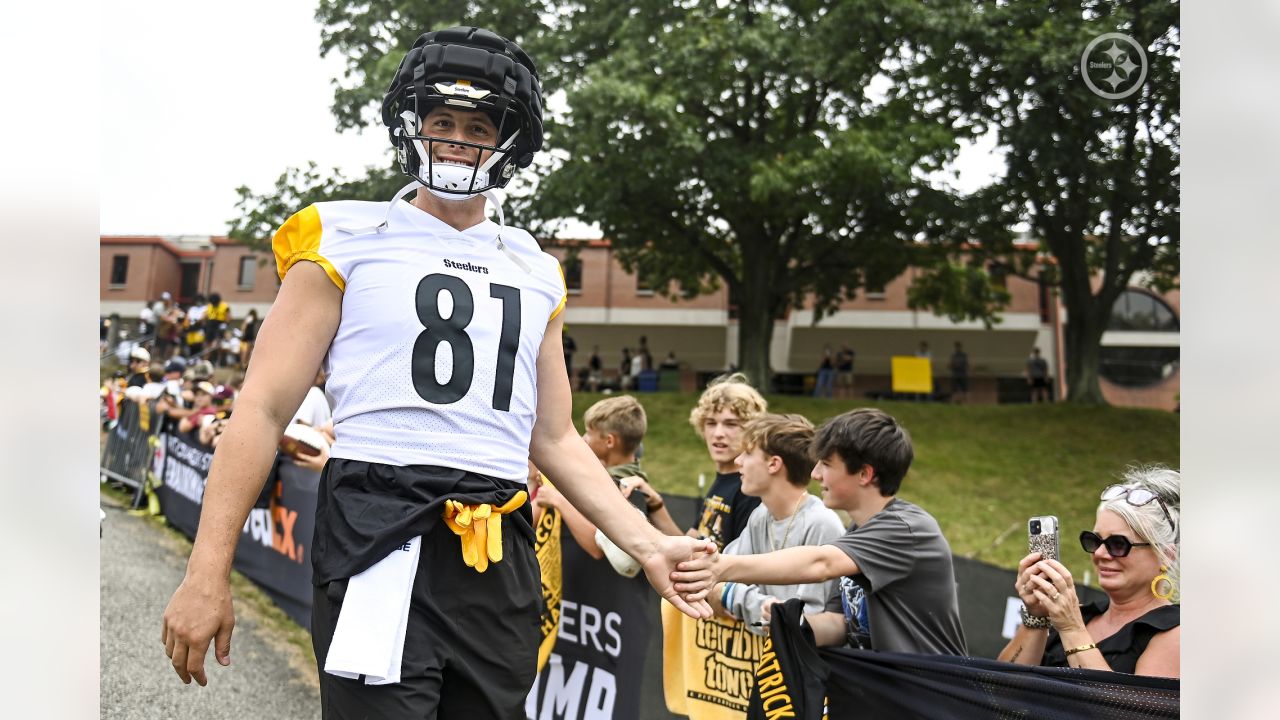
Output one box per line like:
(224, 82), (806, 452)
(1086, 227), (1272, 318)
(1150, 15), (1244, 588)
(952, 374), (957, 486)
(154, 432), (319, 628)
(750, 597), (1179, 720)
(527, 525), (654, 720)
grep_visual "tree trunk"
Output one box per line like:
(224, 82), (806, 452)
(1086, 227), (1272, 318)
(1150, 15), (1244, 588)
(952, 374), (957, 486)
(1060, 286), (1108, 404)
(734, 284), (776, 392)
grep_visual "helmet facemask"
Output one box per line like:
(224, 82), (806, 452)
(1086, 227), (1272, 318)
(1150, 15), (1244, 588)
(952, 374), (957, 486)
(392, 82), (523, 201)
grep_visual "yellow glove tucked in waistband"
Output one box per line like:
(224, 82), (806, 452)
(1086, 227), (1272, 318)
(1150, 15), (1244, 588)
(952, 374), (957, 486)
(442, 491), (528, 573)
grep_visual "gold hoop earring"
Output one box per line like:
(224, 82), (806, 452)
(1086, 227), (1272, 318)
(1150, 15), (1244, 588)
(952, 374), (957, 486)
(1151, 565), (1174, 601)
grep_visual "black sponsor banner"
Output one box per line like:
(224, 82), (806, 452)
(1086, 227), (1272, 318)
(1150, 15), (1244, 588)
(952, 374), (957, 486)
(154, 432), (213, 536)
(527, 525), (654, 720)
(231, 461), (319, 628)
(153, 432), (319, 628)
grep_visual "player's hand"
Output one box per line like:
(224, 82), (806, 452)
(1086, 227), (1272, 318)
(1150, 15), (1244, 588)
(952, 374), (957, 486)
(641, 536), (716, 619)
(161, 573), (235, 686)
(670, 546), (722, 600)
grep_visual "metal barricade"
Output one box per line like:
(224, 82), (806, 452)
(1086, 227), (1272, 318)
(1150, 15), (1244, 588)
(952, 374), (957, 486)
(100, 399), (161, 508)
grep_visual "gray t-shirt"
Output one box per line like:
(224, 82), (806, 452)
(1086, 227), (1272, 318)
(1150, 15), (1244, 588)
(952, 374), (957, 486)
(723, 494), (846, 635)
(824, 497), (967, 655)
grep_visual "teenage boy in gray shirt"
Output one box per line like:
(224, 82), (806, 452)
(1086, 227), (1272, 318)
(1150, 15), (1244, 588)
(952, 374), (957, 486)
(674, 408), (967, 655)
(710, 414), (846, 635)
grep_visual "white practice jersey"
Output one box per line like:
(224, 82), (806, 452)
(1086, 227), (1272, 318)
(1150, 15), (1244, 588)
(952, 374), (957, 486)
(273, 200), (566, 481)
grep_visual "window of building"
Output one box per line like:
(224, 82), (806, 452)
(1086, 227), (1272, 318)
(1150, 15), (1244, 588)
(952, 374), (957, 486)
(563, 256), (582, 294)
(1099, 346), (1180, 387)
(110, 255), (129, 286)
(636, 268), (655, 295)
(864, 278), (886, 299)
(1106, 289), (1179, 332)
(1099, 289), (1179, 387)
(238, 256), (256, 290)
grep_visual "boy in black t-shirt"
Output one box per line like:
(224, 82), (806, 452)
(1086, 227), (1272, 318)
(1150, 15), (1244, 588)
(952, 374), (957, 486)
(687, 373), (768, 549)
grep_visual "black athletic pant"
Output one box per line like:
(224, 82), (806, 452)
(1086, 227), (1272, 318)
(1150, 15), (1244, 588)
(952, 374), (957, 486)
(312, 491), (541, 719)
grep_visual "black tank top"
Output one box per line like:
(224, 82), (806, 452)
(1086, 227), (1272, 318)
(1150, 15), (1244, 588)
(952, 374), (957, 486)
(1042, 598), (1179, 674)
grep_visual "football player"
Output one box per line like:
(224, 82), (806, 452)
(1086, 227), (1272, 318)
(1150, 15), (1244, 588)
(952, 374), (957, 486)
(161, 26), (713, 719)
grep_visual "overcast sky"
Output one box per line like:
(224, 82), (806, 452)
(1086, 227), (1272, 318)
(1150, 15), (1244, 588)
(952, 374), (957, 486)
(101, 1), (1006, 237)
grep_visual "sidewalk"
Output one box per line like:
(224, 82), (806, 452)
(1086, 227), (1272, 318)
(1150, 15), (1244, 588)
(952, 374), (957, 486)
(100, 490), (320, 719)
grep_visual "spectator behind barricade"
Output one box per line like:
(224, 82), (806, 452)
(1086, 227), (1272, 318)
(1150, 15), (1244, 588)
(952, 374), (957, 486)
(534, 395), (671, 556)
(184, 294), (207, 358)
(527, 395), (661, 720)
(154, 358), (193, 433)
(710, 414), (845, 635)
(177, 381), (217, 435)
(198, 386), (237, 449)
(239, 309), (260, 370)
(916, 341), (932, 359)
(204, 292), (231, 349)
(659, 351), (679, 371)
(684, 373), (768, 549)
(999, 466), (1180, 677)
(125, 347), (154, 388)
(217, 328), (240, 368)
(813, 345), (835, 399)
(139, 300), (156, 339)
(155, 292), (180, 360)
(673, 407), (968, 656)
(100, 371), (126, 429)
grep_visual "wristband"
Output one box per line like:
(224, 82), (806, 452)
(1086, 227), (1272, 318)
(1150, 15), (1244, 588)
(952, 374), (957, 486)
(1064, 642), (1098, 656)
(720, 582), (736, 611)
(1020, 605), (1052, 629)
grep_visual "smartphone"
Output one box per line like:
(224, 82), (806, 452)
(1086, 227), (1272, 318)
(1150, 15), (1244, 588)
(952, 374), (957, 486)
(1028, 515), (1060, 562)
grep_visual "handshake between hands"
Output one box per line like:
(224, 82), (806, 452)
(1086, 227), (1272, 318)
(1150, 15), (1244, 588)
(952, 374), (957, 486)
(642, 535), (725, 619)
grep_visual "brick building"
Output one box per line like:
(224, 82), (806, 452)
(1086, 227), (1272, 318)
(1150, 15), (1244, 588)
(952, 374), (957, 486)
(100, 234), (1178, 409)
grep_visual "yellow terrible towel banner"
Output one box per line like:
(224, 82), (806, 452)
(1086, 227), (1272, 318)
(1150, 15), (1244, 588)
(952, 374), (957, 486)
(533, 500), (563, 673)
(662, 600), (767, 719)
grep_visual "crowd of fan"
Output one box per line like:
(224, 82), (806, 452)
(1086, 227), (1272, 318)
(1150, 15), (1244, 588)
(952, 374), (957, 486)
(102, 291), (261, 370)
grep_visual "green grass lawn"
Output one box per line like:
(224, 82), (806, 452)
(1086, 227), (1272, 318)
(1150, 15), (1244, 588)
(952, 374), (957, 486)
(570, 392), (1179, 572)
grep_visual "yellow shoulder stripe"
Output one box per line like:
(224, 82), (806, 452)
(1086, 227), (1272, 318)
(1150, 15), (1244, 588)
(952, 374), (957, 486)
(549, 261), (568, 321)
(272, 205), (345, 293)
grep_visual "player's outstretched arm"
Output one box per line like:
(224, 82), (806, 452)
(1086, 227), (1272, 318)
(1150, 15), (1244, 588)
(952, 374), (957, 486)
(161, 261), (340, 685)
(529, 313), (714, 617)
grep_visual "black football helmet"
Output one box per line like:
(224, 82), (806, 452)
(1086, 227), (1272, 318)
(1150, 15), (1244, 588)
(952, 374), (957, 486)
(381, 27), (544, 197)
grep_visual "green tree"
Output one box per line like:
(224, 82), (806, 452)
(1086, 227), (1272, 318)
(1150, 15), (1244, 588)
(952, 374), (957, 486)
(908, 0), (1180, 403)
(229, 1), (1008, 388)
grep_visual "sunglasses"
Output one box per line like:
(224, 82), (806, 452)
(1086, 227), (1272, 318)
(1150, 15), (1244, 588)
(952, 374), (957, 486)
(1079, 530), (1151, 558)
(1100, 484), (1176, 537)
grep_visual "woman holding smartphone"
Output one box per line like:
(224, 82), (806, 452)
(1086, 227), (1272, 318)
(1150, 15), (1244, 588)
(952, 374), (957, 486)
(998, 466), (1180, 677)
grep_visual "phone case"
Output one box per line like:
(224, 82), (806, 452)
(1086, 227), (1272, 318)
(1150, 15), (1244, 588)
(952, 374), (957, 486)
(1028, 516), (1060, 561)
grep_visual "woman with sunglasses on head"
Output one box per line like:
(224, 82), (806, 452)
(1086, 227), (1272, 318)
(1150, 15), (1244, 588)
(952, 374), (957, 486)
(998, 466), (1180, 677)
